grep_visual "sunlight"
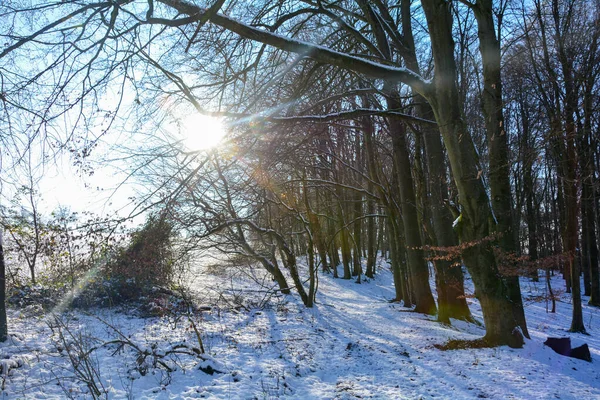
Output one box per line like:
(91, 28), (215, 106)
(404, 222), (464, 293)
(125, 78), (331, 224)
(180, 113), (226, 151)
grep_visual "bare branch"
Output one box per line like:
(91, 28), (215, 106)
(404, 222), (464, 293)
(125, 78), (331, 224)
(157, 0), (433, 97)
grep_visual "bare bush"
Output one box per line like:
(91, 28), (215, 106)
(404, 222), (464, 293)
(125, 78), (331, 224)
(106, 216), (175, 295)
(49, 316), (107, 399)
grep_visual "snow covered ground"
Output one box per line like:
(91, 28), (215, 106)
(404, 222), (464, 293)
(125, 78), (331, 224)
(1, 259), (599, 399)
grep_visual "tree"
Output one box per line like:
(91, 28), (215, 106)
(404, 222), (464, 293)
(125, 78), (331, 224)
(459, 0), (529, 337)
(518, 0), (600, 332)
(2, 183), (44, 285)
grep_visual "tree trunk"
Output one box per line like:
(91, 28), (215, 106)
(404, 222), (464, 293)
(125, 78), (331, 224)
(585, 160), (600, 308)
(271, 257), (292, 295)
(421, 0), (524, 347)
(385, 92), (436, 315)
(278, 244), (309, 307)
(328, 215), (341, 278)
(472, 0), (529, 338)
(581, 181), (593, 297)
(0, 233), (7, 342)
(366, 182), (377, 278)
(418, 116), (473, 324)
(582, 74), (600, 306)
(303, 176), (317, 307)
(520, 97), (539, 281)
(308, 207), (329, 274)
(352, 198), (363, 279)
(387, 216), (411, 306)
(553, 0), (585, 332)
(338, 202), (352, 280)
(352, 132), (364, 279)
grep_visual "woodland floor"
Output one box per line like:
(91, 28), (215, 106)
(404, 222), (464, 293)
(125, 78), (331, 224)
(1, 257), (599, 399)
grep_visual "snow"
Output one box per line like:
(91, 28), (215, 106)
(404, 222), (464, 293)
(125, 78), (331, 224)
(453, 214), (461, 228)
(1, 259), (599, 399)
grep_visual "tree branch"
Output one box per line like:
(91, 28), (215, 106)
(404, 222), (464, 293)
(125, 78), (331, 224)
(0, 1), (121, 59)
(157, 0), (432, 97)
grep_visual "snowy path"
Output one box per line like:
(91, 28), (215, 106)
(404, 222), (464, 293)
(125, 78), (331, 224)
(196, 268), (600, 399)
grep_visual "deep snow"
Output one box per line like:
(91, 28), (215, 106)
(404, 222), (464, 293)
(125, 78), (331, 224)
(1, 259), (599, 399)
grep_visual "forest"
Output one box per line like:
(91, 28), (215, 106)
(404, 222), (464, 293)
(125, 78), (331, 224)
(0, 0), (599, 398)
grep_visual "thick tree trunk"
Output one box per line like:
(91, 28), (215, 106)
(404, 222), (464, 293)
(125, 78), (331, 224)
(421, 0), (524, 347)
(472, 0), (529, 338)
(361, 105), (407, 296)
(562, 118), (585, 332)
(412, 128), (431, 246)
(565, 183), (584, 332)
(317, 137), (337, 275)
(363, 123), (378, 280)
(420, 118), (473, 324)
(303, 177), (317, 307)
(332, 135), (352, 280)
(585, 159), (600, 307)
(581, 185), (593, 297)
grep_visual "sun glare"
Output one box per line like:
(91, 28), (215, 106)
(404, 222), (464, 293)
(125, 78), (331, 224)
(180, 114), (226, 151)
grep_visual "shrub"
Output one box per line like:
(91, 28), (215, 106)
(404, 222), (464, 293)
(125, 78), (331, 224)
(104, 216), (176, 301)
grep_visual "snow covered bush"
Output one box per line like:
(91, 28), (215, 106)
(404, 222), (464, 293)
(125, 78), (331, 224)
(66, 216), (180, 309)
(103, 216), (176, 302)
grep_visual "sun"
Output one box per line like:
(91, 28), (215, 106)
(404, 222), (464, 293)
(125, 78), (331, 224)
(179, 113), (226, 151)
